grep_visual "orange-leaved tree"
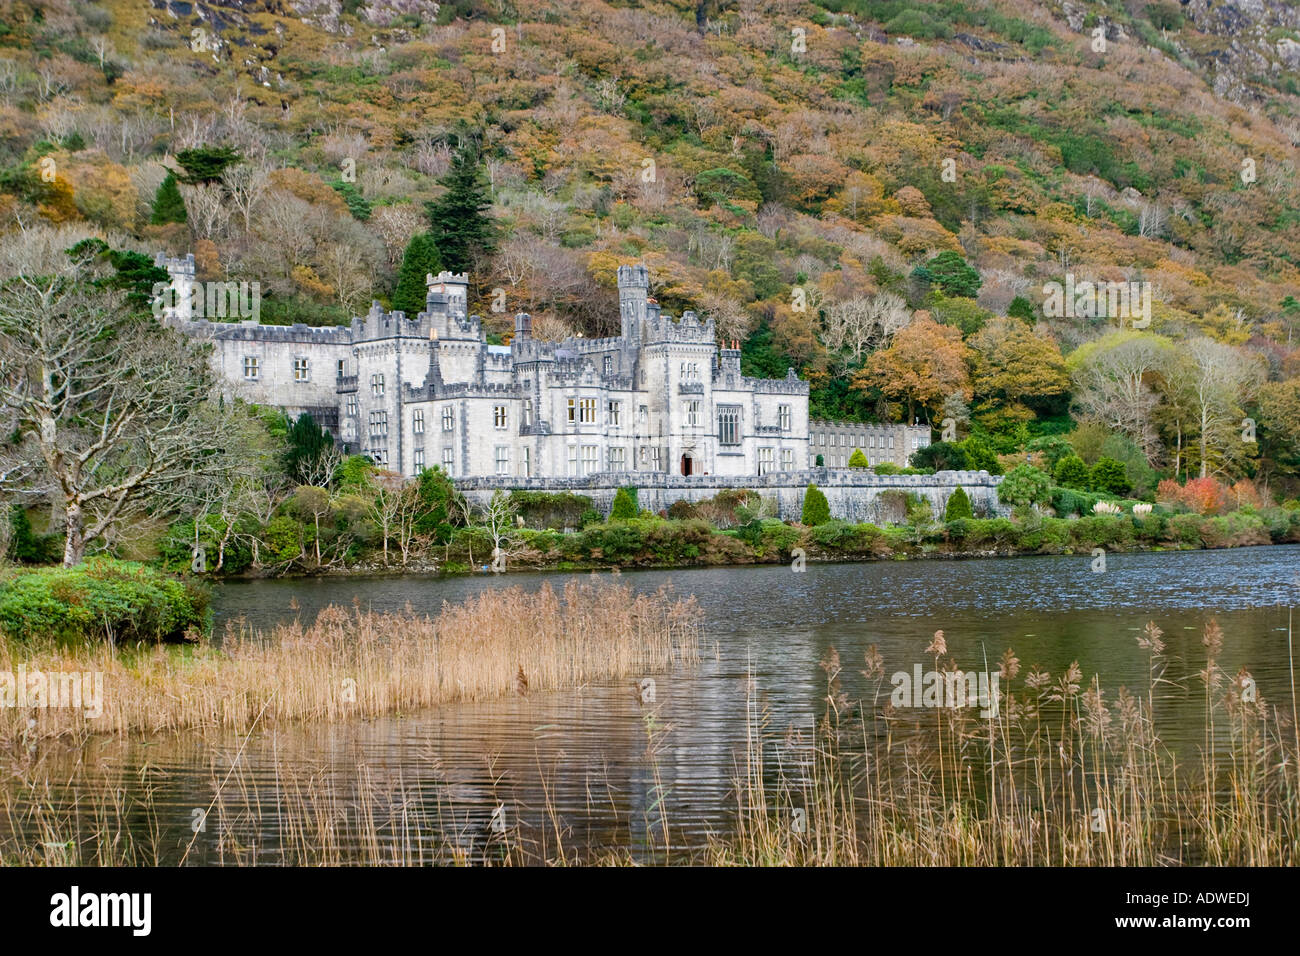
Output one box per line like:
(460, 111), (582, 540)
(851, 314), (970, 423)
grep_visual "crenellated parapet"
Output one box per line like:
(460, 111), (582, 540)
(746, 369), (809, 395)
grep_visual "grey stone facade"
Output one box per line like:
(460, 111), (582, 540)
(172, 263), (816, 480)
(809, 419), (931, 468)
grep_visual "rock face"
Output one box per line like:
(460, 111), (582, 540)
(1172, 0), (1300, 103)
(1056, 0), (1300, 105)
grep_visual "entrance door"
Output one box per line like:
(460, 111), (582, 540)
(680, 454), (693, 476)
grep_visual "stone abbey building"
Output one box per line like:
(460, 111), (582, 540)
(165, 257), (932, 480)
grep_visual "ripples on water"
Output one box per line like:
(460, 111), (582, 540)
(9, 545), (1299, 864)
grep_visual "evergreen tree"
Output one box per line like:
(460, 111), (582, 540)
(284, 413), (335, 485)
(944, 486), (973, 521)
(801, 483), (831, 525)
(912, 250), (982, 298)
(1053, 454), (1091, 489)
(151, 172), (188, 225)
(425, 141), (497, 272)
(173, 146), (242, 185)
(1090, 457), (1132, 496)
(610, 487), (638, 520)
(392, 233), (442, 315)
(848, 448), (868, 468)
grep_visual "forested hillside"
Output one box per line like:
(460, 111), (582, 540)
(2, 0), (1299, 497)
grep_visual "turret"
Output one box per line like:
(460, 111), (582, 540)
(427, 270), (469, 317)
(617, 263), (649, 342)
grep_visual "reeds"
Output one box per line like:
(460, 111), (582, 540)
(712, 617), (1300, 866)
(0, 576), (700, 744)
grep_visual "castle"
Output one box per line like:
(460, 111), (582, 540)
(166, 261), (851, 479)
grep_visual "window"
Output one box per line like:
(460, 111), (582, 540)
(608, 401), (622, 427)
(337, 359), (346, 379)
(639, 405), (648, 425)
(494, 405), (508, 429)
(521, 447), (531, 477)
(346, 396), (357, 417)
(413, 449), (425, 474)
(293, 357), (310, 382)
(781, 448), (794, 471)
(608, 446), (626, 471)
(523, 397), (533, 427)
(649, 446), (662, 472)
(368, 411), (388, 438)
(243, 356), (259, 380)
(495, 446), (509, 475)
(567, 398), (576, 424)
(413, 409), (424, 434)
(373, 447), (388, 467)
(442, 407), (454, 431)
(567, 445), (578, 476)
(889, 436), (895, 450)
(442, 447), (453, 470)
(371, 373), (384, 396)
(603, 355), (614, 377)
(680, 361), (699, 381)
(579, 398), (597, 423)
(581, 445), (598, 476)
(686, 400), (700, 427)
(718, 406), (740, 446)
(778, 404), (791, 431)
(758, 447), (775, 475)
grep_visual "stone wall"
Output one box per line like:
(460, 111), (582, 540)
(454, 469), (1006, 523)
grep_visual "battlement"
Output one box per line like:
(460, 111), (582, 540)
(155, 252), (195, 277)
(746, 369), (809, 395)
(174, 317), (354, 344)
(643, 308), (716, 345)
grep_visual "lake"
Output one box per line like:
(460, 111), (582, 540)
(8, 546), (1299, 864)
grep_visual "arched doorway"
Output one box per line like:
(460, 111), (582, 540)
(680, 454), (693, 476)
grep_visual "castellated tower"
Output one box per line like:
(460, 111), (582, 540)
(617, 264), (649, 343)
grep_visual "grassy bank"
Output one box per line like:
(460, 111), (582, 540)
(443, 504), (1300, 574)
(0, 576), (700, 745)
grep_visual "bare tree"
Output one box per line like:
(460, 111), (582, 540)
(0, 242), (248, 565)
(479, 490), (519, 572)
(222, 162), (271, 235)
(367, 470), (416, 568)
(1183, 337), (1265, 478)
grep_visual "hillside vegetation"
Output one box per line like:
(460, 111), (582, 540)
(1, 0), (1299, 497)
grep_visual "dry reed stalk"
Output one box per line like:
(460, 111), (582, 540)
(0, 577), (700, 744)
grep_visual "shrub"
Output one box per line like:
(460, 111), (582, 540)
(848, 448), (868, 468)
(943, 486), (973, 521)
(873, 462), (902, 475)
(801, 483), (831, 526)
(0, 559), (209, 642)
(1090, 457), (1132, 496)
(1053, 455), (1090, 490)
(998, 465), (1051, 509)
(912, 441), (970, 471)
(959, 435), (1002, 474)
(610, 487), (639, 521)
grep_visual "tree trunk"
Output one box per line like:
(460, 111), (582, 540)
(62, 500), (84, 567)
